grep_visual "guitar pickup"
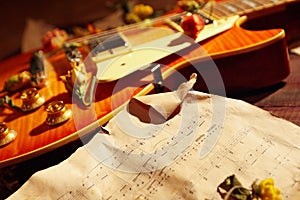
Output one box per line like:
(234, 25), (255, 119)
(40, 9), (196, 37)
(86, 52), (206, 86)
(88, 33), (132, 63)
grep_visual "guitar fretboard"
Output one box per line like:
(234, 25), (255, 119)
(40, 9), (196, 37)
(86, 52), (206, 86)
(200, 0), (294, 19)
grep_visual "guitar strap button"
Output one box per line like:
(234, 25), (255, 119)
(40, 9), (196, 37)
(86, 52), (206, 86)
(0, 122), (17, 147)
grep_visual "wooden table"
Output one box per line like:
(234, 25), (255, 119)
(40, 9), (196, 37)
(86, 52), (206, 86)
(239, 53), (300, 127)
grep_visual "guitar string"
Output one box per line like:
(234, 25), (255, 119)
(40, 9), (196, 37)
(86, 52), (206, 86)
(68, 12), (187, 45)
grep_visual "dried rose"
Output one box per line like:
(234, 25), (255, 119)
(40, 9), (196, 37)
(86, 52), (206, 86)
(180, 13), (205, 39)
(42, 28), (68, 51)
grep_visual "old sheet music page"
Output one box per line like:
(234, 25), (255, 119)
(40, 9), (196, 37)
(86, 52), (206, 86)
(8, 87), (300, 199)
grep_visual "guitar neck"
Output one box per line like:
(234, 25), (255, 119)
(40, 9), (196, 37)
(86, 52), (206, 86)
(75, 0), (297, 49)
(68, 12), (185, 47)
(200, 0), (297, 19)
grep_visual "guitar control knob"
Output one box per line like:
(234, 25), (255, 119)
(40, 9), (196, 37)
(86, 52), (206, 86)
(45, 100), (72, 125)
(21, 88), (45, 112)
(0, 122), (17, 147)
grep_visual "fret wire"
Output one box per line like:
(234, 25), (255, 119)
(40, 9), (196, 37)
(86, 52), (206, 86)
(241, 0), (269, 13)
(268, 0), (286, 4)
(219, 2), (245, 15)
(200, 1), (219, 19)
(197, 9), (217, 21)
(206, 7), (230, 18)
(241, 0), (258, 8)
(268, 0), (281, 4)
(198, 0), (289, 21)
(210, 4), (236, 18)
(257, 0), (278, 4)
(252, 0), (287, 11)
(221, 3), (240, 13)
(214, 3), (236, 16)
(201, 6), (225, 19)
(258, 0), (285, 9)
(227, 0), (256, 11)
(249, 0), (265, 6)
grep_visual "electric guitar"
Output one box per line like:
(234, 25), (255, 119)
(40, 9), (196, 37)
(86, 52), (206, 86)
(0, 0), (298, 167)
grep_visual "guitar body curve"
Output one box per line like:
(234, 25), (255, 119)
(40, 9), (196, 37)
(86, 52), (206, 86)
(160, 16), (290, 95)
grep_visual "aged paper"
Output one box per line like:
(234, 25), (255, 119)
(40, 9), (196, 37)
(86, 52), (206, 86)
(8, 90), (300, 200)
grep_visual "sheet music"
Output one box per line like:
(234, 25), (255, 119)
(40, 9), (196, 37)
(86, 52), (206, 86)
(8, 91), (300, 200)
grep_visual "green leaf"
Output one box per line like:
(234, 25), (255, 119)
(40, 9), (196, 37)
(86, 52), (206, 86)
(0, 95), (19, 110)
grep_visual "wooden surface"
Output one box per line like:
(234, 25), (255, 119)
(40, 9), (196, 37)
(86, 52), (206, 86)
(240, 53), (300, 127)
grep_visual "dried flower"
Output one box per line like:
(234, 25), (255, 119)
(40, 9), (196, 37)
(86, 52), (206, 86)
(133, 4), (154, 19)
(254, 178), (282, 200)
(218, 175), (282, 200)
(180, 13), (205, 39)
(177, 0), (210, 12)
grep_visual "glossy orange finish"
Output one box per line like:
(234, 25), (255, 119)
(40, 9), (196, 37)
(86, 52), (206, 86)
(0, 15), (290, 167)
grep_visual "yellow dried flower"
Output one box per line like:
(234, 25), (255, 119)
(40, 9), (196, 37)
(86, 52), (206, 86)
(177, 0), (200, 11)
(133, 4), (154, 19)
(125, 13), (141, 24)
(258, 178), (281, 200)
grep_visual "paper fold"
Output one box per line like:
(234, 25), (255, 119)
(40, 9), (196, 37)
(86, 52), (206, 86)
(127, 73), (197, 124)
